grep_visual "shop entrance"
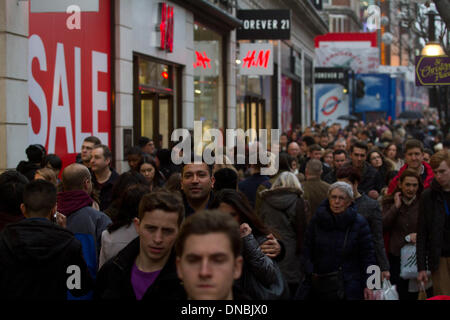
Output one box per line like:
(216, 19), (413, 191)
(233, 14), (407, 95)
(133, 54), (181, 150)
(244, 96), (266, 137)
(139, 92), (173, 149)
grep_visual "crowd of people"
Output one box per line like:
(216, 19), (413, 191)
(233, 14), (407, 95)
(1, 117), (450, 301)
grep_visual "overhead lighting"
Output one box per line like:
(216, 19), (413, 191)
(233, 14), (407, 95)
(195, 89), (202, 94)
(342, 88), (348, 94)
(236, 59), (241, 64)
(421, 42), (446, 56)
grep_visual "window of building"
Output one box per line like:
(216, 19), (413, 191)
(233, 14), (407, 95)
(193, 22), (224, 133)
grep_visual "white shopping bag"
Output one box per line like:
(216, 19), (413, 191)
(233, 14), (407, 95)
(400, 244), (418, 280)
(381, 279), (399, 300)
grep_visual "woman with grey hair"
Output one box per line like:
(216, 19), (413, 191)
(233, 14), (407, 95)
(295, 181), (377, 300)
(259, 171), (309, 297)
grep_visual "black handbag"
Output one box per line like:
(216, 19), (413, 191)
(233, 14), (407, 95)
(311, 225), (351, 300)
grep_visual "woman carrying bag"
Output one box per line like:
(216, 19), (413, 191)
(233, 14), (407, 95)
(295, 182), (376, 300)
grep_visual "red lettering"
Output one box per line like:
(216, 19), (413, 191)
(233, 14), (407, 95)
(243, 50), (256, 69)
(243, 50), (270, 69)
(159, 3), (166, 50)
(159, 3), (174, 52)
(193, 51), (211, 69)
(256, 50), (270, 68)
(166, 6), (173, 52)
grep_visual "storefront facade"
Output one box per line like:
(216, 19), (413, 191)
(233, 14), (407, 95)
(1, 0), (325, 172)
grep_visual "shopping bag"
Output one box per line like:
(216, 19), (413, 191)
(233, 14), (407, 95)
(400, 244), (418, 279)
(418, 282), (427, 300)
(381, 279), (399, 300)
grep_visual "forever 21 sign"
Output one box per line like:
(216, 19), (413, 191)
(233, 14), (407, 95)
(237, 10), (291, 40)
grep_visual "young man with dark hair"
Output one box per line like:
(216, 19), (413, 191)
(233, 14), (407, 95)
(95, 190), (186, 300)
(299, 144), (331, 178)
(387, 139), (434, 194)
(349, 141), (384, 198)
(0, 170), (29, 231)
(175, 209), (244, 300)
(0, 180), (92, 299)
(336, 165), (390, 282)
(126, 146), (143, 172)
(90, 144), (120, 211)
(76, 136), (102, 168)
(417, 150), (450, 296)
(323, 149), (349, 184)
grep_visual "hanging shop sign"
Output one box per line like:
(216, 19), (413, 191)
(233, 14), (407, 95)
(415, 56), (450, 86)
(157, 2), (174, 53)
(239, 43), (274, 76)
(28, 0), (111, 167)
(236, 10), (291, 40)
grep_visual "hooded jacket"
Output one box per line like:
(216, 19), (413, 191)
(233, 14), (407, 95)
(259, 187), (309, 284)
(296, 201), (376, 300)
(0, 218), (92, 299)
(387, 161), (434, 195)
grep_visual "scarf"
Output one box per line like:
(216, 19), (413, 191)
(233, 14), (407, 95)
(57, 190), (94, 217)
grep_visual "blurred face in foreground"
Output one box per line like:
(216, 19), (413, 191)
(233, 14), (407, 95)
(176, 232), (242, 300)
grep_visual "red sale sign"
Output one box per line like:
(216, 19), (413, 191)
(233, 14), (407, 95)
(28, 0), (111, 168)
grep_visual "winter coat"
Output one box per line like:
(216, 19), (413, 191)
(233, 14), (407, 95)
(382, 196), (419, 257)
(238, 173), (271, 208)
(302, 178), (330, 216)
(236, 232), (289, 300)
(296, 201), (376, 300)
(358, 163), (384, 194)
(91, 168), (120, 212)
(259, 187), (309, 285)
(0, 218), (93, 299)
(94, 237), (186, 300)
(354, 195), (390, 271)
(0, 212), (24, 233)
(57, 190), (112, 278)
(417, 179), (450, 272)
(387, 161), (434, 195)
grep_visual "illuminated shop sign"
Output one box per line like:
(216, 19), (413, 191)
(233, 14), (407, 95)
(239, 43), (273, 75)
(237, 10), (291, 40)
(158, 2), (174, 52)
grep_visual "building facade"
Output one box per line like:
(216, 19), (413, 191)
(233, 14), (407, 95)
(0, 0), (327, 172)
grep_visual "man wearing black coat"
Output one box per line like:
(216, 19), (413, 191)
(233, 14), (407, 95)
(0, 180), (92, 299)
(95, 190), (186, 300)
(350, 141), (384, 198)
(417, 150), (450, 296)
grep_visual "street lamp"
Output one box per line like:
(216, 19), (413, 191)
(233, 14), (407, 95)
(421, 9), (445, 56)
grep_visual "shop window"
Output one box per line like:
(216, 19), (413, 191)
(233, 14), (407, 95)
(194, 22), (224, 132)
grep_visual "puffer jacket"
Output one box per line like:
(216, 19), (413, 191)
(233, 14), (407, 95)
(236, 233), (288, 300)
(259, 187), (309, 285)
(296, 201), (376, 300)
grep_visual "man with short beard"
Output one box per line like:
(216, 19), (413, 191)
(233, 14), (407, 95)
(181, 162), (215, 217)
